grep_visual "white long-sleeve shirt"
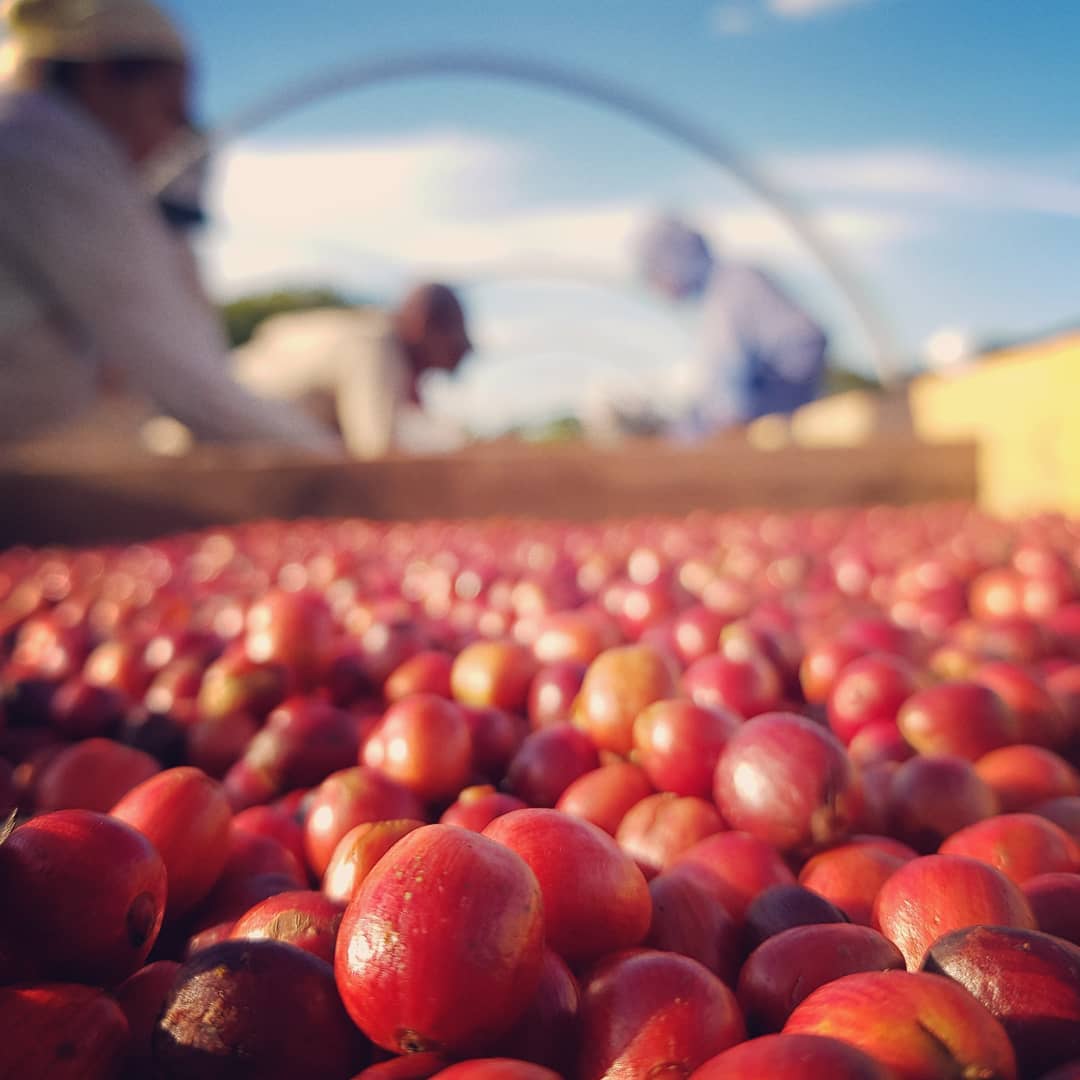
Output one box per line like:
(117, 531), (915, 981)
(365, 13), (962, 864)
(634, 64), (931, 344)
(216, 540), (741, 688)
(0, 88), (340, 454)
(232, 307), (466, 460)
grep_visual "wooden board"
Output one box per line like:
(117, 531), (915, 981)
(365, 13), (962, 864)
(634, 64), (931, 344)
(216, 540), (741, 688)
(0, 436), (977, 549)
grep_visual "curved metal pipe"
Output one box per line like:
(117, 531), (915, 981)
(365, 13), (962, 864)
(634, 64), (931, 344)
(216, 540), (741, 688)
(146, 49), (899, 383)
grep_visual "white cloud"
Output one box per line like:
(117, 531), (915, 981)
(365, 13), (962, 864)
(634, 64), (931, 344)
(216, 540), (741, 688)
(202, 131), (918, 300)
(773, 147), (1080, 217)
(211, 130), (528, 228)
(710, 4), (756, 35)
(767, 0), (871, 16)
(708, 205), (917, 261)
(710, 0), (876, 34)
(202, 131), (533, 295)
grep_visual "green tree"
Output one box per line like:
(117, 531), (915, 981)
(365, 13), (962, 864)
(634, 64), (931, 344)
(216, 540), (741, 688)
(822, 365), (882, 396)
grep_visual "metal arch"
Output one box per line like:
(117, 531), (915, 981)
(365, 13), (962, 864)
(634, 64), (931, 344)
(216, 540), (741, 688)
(446, 259), (700, 356)
(329, 252), (700, 338)
(448, 257), (682, 309)
(146, 49), (899, 384)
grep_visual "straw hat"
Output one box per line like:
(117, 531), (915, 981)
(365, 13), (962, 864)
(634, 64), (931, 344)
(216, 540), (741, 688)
(1, 0), (188, 82)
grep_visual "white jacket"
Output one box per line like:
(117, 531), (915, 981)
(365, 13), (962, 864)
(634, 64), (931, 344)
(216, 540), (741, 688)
(0, 88), (339, 453)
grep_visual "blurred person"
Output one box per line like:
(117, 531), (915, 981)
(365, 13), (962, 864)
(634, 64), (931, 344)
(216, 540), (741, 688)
(232, 283), (473, 459)
(0, 0), (341, 454)
(636, 215), (827, 437)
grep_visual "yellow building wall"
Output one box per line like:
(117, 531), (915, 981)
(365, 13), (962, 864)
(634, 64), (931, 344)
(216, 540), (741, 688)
(908, 333), (1080, 516)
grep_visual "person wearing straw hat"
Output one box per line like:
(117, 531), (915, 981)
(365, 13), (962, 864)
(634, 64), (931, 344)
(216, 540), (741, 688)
(232, 282), (473, 460)
(636, 214), (827, 438)
(0, 0), (341, 454)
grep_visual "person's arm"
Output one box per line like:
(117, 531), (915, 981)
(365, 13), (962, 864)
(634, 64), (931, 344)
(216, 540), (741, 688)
(0, 123), (342, 455)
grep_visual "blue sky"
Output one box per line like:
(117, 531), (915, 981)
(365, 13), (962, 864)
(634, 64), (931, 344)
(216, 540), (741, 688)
(161, 0), (1080, 431)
